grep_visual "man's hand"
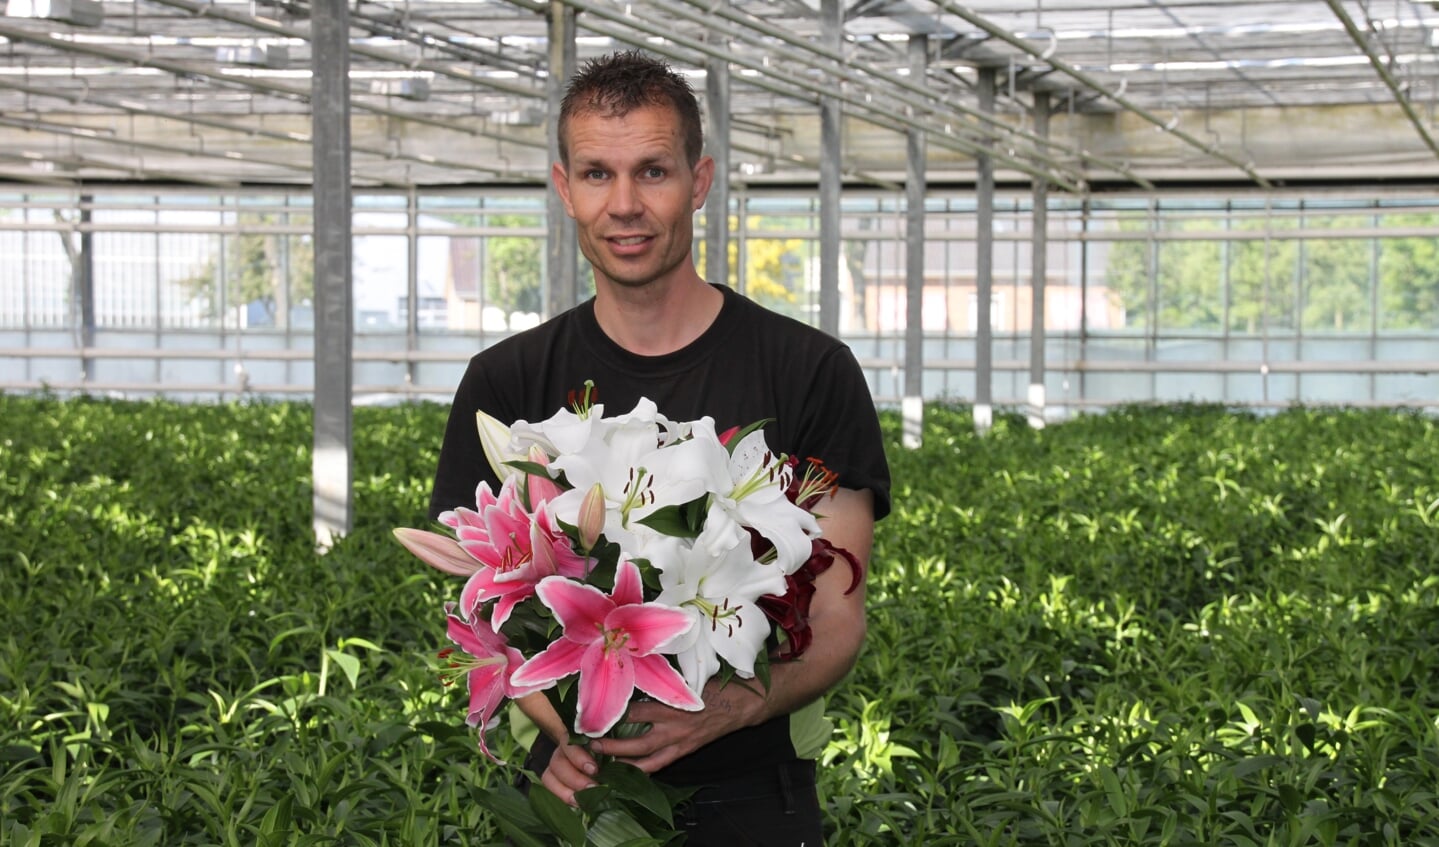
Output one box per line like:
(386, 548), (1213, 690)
(539, 741), (600, 806)
(588, 676), (767, 772)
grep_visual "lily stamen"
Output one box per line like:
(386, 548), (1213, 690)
(687, 596), (744, 637)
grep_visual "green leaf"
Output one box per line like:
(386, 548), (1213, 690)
(324, 648), (362, 690)
(722, 419), (772, 454)
(584, 809), (655, 847)
(258, 794), (293, 845)
(528, 783), (586, 846)
(268, 625), (318, 656)
(1225, 755), (1286, 780)
(505, 459), (553, 478)
(1098, 766), (1128, 817)
(635, 505), (701, 539)
(474, 786), (549, 847)
(595, 761), (675, 826)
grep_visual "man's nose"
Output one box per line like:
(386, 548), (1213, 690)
(607, 176), (641, 218)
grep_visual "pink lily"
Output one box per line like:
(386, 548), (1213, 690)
(437, 477), (589, 628)
(441, 478), (529, 576)
(458, 505), (590, 629)
(442, 605), (541, 762)
(447, 477), (586, 585)
(509, 560), (701, 737)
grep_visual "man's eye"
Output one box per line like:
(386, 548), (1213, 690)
(643, 167), (665, 179)
(585, 169), (607, 180)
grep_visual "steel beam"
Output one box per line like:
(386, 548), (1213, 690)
(818, 0), (842, 337)
(1325, 0), (1439, 160)
(545, 1), (579, 318)
(974, 66), (995, 435)
(903, 34), (927, 449)
(311, 0), (353, 548)
(705, 45), (732, 288)
(1028, 90), (1050, 430)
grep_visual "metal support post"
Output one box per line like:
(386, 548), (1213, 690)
(705, 47), (731, 288)
(1028, 91), (1050, 429)
(818, 0), (842, 336)
(311, 0), (353, 548)
(546, 3), (579, 318)
(902, 34), (927, 449)
(974, 66), (996, 434)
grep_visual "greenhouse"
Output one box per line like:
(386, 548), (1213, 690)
(3, 1), (1439, 844)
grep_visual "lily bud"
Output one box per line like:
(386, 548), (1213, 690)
(475, 409), (519, 484)
(526, 444), (562, 510)
(393, 528), (482, 577)
(577, 483), (606, 551)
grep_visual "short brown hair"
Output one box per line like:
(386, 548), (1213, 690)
(557, 50), (704, 167)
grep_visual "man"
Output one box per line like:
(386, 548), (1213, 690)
(429, 50), (890, 845)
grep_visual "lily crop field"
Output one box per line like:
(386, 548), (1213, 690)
(3, 395), (1437, 846)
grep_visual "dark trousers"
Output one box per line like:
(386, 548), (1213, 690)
(672, 757), (823, 847)
(522, 737), (824, 846)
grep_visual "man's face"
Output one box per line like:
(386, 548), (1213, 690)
(553, 103), (713, 292)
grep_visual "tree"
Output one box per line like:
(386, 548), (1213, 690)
(696, 215), (806, 313)
(483, 214), (543, 315)
(1099, 214), (1155, 329)
(1301, 218), (1370, 332)
(1377, 213), (1439, 330)
(180, 212), (313, 327)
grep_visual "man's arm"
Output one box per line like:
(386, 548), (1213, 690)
(587, 486), (875, 773)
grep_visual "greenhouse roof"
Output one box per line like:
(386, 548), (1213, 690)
(2, 0), (1439, 190)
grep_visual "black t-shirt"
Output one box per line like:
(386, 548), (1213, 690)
(428, 283), (891, 783)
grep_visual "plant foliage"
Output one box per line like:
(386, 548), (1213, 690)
(2, 395), (1437, 844)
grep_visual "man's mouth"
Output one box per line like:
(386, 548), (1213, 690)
(609, 235), (650, 246)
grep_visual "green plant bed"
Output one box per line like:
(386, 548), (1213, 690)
(2, 395), (1436, 845)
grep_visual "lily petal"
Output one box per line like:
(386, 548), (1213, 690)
(610, 557), (644, 607)
(534, 576), (613, 635)
(575, 641), (635, 736)
(632, 653), (704, 712)
(608, 603), (694, 656)
(459, 567), (533, 629)
(525, 445), (563, 510)
(510, 637), (588, 690)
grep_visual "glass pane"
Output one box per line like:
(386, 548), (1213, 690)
(1092, 218), (1151, 333)
(93, 231), (157, 329)
(354, 234), (409, 331)
(485, 233), (544, 318)
(1376, 212), (1439, 331)
(1301, 222), (1372, 333)
(1156, 236), (1223, 331)
(200, 217), (312, 331)
(1228, 216), (1299, 334)
(741, 235), (813, 322)
(159, 232), (219, 329)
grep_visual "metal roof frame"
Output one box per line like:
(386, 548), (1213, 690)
(2, 0), (1439, 190)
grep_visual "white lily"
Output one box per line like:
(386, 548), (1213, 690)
(664, 421), (821, 575)
(650, 534), (788, 695)
(546, 403), (710, 547)
(509, 403), (606, 459)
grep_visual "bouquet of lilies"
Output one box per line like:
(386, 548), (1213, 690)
(395, 385), (859, 774)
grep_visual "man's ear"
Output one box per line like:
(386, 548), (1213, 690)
(690, 155), (715, 211)
(552, 161), (576, 218)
